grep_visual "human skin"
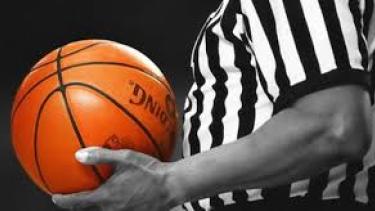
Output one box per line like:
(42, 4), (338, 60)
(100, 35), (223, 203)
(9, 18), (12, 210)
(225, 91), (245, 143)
(52, 85), (372, 211)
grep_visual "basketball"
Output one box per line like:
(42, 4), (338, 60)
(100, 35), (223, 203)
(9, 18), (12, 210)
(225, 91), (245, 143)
(11, 40), (179, 194)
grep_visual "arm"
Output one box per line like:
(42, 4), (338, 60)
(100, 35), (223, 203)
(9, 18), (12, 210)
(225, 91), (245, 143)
(52, 85), (372, 211)
(168, 85), (372, 205)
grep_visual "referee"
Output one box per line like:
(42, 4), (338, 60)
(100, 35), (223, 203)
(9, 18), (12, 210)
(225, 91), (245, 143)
(53, 0), (375, 211)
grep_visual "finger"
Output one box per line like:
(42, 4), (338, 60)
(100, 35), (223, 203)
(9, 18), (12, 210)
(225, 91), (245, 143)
(75, 147), (127, 165)
(52, 191), (100, 209)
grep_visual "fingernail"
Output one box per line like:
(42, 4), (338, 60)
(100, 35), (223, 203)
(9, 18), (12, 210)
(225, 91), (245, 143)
(75, 147), (101, 163)
(75, 150), (89, 163)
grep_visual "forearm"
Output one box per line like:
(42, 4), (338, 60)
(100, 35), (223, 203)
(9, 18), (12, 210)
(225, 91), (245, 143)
(167, 100), (370, 206)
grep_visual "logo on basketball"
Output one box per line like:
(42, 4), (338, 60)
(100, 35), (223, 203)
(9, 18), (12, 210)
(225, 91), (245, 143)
(11, 40), (178, 194)
(128, 80), (176, 131)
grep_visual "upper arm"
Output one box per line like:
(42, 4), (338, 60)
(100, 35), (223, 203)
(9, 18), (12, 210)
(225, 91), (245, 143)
(291, 85), (372, 160)
(241, 0), (374, 159)
(242, 0), (373, 112)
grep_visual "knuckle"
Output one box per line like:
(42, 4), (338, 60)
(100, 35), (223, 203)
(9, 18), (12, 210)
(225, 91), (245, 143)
(89, 151), (100, 161)
(91, 149), (109, 161)
(120, 149), (133, 159)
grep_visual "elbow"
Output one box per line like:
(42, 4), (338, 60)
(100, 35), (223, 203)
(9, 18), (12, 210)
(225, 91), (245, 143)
(321, 112), (372, 162)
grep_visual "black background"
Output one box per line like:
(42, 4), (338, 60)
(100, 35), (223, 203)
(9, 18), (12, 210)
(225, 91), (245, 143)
(0, 0), (220, 210)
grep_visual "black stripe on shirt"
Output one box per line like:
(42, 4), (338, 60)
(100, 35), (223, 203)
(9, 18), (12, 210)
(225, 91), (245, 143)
(182, 97), (192, 159)
(221, 0), (258, 204)
(283, 0), (321, 79)
(318, 0), (351, 69)
(181, 204), (188, 211)
(188, 14), (218, 157)
(191, 201), (205, 211)
(339, 162), (364, 202)
(210, 195), (225, 208)
(349, 0), (369, 71)
(188, 0), (226, 156)
(252, 0), (291, 96)
(241, 15), (275, 103)
(255, 59), (276, 103)
(252, 0), (291, 203)
(184, 97), (193, 114)
(189, 6), (226, 211)
(222, 0), (258, 143)
(188, 41), (207, 156)
(206, 18), (229, 149)
(306, 172), (329, 201)
(204, 17), (228, 209)
(368, 165), (375, 207)
(364, 0), (374, 37)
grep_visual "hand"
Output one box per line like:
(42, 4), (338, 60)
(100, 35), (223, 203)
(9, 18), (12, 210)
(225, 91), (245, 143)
(52, 147), (179, 211)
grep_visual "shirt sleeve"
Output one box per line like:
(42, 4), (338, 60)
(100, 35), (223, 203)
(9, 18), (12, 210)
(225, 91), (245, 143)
(242, 0), (373, 112)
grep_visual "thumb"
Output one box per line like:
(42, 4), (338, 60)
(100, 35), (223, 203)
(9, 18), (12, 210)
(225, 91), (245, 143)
(75, 147), (125, 165)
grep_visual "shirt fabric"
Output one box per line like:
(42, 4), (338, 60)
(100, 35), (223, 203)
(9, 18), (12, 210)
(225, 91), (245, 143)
(181, 0), (375, 210)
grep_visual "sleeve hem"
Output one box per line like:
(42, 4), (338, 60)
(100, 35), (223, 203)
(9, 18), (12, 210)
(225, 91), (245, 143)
(274, 69), (373, 113)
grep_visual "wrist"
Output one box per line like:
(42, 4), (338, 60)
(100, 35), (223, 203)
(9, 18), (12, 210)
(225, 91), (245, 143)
(164, 161), (187, 208)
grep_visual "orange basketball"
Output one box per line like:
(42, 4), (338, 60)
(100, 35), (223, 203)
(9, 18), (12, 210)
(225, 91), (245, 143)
(11, 40), (179, 194)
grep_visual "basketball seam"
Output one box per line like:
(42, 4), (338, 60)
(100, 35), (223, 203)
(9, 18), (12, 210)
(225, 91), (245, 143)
(12, 61), (173, 120)
(33, 88), (60, 193)
(13, 42), (104, 119)
(12, 72), (57, 120)
(56, 48), (105, 184)
(31, 42), (102, 71)
(59, 61), (172, 92)
(15, 58), (166, 193)
(65, 82), (165, 161)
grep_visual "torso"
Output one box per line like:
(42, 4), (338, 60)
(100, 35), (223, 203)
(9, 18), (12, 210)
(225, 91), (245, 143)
(182, 0), (375, 210)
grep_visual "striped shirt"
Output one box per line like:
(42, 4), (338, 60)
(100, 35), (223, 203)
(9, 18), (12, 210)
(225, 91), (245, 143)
(181, 0), (375, 210)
